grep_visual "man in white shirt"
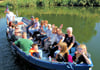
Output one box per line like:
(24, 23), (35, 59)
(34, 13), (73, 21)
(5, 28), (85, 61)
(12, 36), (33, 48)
(5, 9), (16, 25)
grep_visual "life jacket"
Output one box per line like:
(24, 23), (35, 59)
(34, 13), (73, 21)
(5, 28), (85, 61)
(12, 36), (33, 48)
(29, 48), (38, 56)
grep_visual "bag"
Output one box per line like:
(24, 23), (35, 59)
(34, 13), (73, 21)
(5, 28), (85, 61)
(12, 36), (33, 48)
(68, 55), (73, 63)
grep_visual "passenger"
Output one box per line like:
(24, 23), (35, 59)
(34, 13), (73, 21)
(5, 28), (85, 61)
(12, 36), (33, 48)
(26, 16), (35, 33)
(50, 27), (57, 45)
(73, 44), (91, 64)
(13, 32), (33, 54)
(5, 8), (16, 26)
(48, 28), (64, 57)
(40, 20), (44, 28)
(11, 27), (22, 42)
(63, 27), (76, 56)
(34, 17), (40, 29)
(7, 22), (15, 39)
(56, 42), (73, 63)
(37, 26), (46, 45)
(43, 24), (52, 52)
(29, 44), (40, 58)
(29, 17), (40, 35)
(43, 20), (48, 32)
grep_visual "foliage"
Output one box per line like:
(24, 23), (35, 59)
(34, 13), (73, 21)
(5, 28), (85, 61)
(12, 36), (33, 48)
(1, 0), (100, 7)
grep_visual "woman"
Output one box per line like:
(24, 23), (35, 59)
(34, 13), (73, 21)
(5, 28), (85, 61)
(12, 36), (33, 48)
(48, 28), (64, 57)
(64, 27), (77, 57)
(56, 42), (73, 63)
(73, 44), (91, 64)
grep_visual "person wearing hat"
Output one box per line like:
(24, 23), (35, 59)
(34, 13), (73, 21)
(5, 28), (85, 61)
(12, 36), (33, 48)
(5, 8), (16, 26)
(26, 16), (35, 33)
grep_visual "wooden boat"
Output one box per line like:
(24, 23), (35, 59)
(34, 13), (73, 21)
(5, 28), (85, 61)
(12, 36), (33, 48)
(7, 17), (93, 70)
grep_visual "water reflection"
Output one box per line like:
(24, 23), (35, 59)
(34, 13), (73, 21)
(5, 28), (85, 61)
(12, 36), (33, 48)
(34, 14), (97, 43)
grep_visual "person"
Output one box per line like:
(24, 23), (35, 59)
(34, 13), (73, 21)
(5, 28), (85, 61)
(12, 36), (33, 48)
(26, 16), (35, 33)
(48, 28), (64, 57)
(42, 24), (52, 52)
(40, 20), (44, 28)
(43, 20), (48, 32)
(73, 44), (91, 64)
(7, 22), (15, 39)
(63, 27), (76, 56)
(29, 44), (40, 58)
(11, 27), (22, 42)
(13, 32), (33, 54)
(29, 17), (40, 35)
(34, 17), (40, 29)
(5, 8), (16, 26)
(56, 42), (73, 63)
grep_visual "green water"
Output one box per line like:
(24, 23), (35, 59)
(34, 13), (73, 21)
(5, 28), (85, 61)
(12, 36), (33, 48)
(0, 7), (100, 70)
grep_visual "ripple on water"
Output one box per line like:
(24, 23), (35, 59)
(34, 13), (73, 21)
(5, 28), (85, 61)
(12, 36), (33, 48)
(0, 18), (21, 70)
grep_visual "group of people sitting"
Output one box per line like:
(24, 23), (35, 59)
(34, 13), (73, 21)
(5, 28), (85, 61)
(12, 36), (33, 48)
(6, 9), (91, 65)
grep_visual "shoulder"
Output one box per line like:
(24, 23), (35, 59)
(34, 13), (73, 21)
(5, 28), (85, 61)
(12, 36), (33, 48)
(65, 34), (68, 37)
(72, 35), (75, 38)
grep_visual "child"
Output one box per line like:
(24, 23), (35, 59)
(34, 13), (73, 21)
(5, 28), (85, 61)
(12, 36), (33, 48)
(29, 44), (40, 58)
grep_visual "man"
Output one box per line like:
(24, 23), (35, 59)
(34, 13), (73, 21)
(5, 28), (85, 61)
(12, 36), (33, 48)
(11, 27), (22, 42)
(13, 32), (33, 54)
(26, 16), (35, 33)
(5, 8), (16, 25)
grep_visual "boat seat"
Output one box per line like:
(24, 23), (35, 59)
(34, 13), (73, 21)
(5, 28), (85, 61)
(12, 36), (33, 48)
(22, 17), (30, 25)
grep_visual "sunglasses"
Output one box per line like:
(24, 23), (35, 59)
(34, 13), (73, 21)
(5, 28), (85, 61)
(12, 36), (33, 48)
(77, 48), (82, 51)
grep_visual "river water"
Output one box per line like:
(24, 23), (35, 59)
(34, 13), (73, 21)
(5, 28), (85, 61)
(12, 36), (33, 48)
(0, 7), (100, 70)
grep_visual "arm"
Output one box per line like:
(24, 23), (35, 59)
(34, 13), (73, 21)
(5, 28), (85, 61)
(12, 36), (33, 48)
(7, 18), (9, 25)
(13, 16), (15, 21)
(82, 53), (91, 64)
(68, 43), (74, 51)
(68, 35), (75, 50)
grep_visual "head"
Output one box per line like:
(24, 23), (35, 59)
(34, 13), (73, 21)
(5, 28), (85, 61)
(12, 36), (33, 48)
(67, 27), (73, 36)
(58, 42), (69, 55)
(22, 32), (27, 39)
(41, 20), (44, 27)
(48, 24), (51, 30)
(5, 8), (10, 13)
(12, 25), (15, 29)
(31, 16), (34, 20)
(32, 44), (38, 50)
(57, 28), (62, 35)
(35, 17), (39, 22)
(14, 27), (22, 36)
(8, 22), (12, 27)
(56, 28), (60, 34)
(52, 28), (56, 34)
(52, 24), (55, 29)
(44, 20), (48, 27)
(76, 44), (87, 55)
